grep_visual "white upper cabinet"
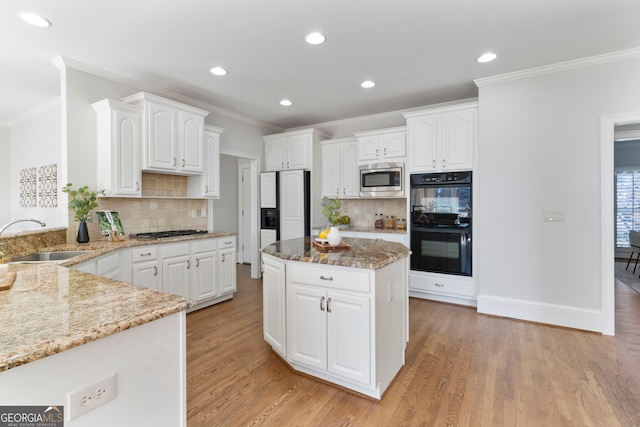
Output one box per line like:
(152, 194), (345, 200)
(124, 92), (209, 175)
(404, 102), (477, 172)
(355, 127), (406, 163)
(188, 125), (223, 198)
(92, 99), (143, 197)
(321, 138), (359, 198)
(263, 128), (328, 172)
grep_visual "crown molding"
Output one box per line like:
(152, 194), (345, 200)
(474, 47), (640, 88)
(287, 98), (479, 133)
(4, 97), (61, 127)
(52, 56), (284, 133)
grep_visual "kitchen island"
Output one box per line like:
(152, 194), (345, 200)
(262, 236), (410, 399)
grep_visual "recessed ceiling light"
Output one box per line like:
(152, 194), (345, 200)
(477, 52), (497, 63)
(361, 80), (376, 89)
(18, 12), (51, 28)
(280, 99), (293, 106)
(209, 66), (228, 76)
(305, 32), (326, 45)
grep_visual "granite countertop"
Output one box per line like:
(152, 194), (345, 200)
(0, 231), (236, 372)
(26, 231), (237, 267)
(261, 236), (411, 270)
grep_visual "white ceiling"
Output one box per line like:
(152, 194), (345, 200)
(3, 0), (640, 129)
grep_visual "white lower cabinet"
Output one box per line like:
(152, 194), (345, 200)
(162, 242), (191, 297)
(409, 270), (476, 306)
(131, 246), (161, 291)
(219, 238), (237, 294)
(262, 256), (286, 357)
(190, 239), (218, 301)
(288, 284), (370, 385)
(263, 254), (407, 399)
(72, 251), (121, 280)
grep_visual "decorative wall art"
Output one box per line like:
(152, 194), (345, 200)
(38, 164), (58, 207)
(19, 167), (37, 207)
(19, 164), (58, 208)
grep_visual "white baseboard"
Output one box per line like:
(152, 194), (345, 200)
(477, 294), (605, 334)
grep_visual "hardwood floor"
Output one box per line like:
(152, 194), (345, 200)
(186, 265), (640, 426)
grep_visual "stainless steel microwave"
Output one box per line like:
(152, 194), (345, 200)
(359, 162), (404, 197)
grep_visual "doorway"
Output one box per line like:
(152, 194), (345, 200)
(601, 112), (640, 336)
(238, 160), (252, 264)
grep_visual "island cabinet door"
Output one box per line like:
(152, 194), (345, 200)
(263, 256), (287, 357)
(287, 284), (327, 370)
(326, 291), (371, 386)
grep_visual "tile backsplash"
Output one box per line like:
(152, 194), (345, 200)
(67, 173), (207, 242)
(339, 198), (407, 228)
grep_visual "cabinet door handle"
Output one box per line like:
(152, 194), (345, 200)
(384, 147), (387, 156)
(320, 275), (333, 281)
(205, 185), (209, 193)
(221, 254), (226, 262)
(136, 182), (140, 191)
(173, 157), (177, 166)
(442, 158), (446, 168)
(196, 258), (200, 267)
(287, 162), (290, 168)
(376, 148), (379, 157)
(320, 296), (325, 311)
(153, 266), (157, 276)
(432, 159), (436, 168)
(182, 158), (186, 167)
(187, 260), (191, 269)
(327, 297), (332, 313)
(281, 162), (284, 169)
(343, 187), (346, 195)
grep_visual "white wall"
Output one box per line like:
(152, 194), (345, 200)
(211, 155), (239, 231)
(476, 55), (640, 333)
(5, 102), (67, 232)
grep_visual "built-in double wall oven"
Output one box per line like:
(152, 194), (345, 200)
(410, 171), (472, 276)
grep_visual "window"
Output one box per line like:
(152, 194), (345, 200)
(615, 170), (640, 247)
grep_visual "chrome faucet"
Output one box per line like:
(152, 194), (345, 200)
(0, 218), (46, 236)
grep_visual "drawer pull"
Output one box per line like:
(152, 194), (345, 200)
(139, 252), (152, 257)
(320, 275), (333, 281)
(435, 283), (444, 287)
(225, 241), (233, 245)
(320, 296), (325, 311)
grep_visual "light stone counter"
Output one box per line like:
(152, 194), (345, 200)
(0, 231), (236, 372)
(261, 236), (410, 270)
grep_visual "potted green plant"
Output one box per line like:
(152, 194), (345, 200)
(321, 197), (343, 245)
(62, 183), (105, 243)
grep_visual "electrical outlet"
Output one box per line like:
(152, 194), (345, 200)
(201, 208), (207, 217)
(68, 373), (116, 420)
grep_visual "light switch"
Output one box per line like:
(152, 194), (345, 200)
(543, 209), (565, 222)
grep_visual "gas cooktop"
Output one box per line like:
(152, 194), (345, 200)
(131, 230), (209, 240)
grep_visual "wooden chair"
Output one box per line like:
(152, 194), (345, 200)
(626, 230), (640, 274)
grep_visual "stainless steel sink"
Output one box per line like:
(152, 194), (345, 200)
(10, 250), (91, 263)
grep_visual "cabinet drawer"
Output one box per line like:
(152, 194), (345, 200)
(409, 272), (474, 297)
(192, 238), (216, 253)
(162, 242), (190, 258)
(132, 246), (158, 262)
(288, 264), (371, 293)
(218, 236), (236, 249)
(96, 252), (120, 276)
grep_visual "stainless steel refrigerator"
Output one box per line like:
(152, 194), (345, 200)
(260, 170), (310, 246)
